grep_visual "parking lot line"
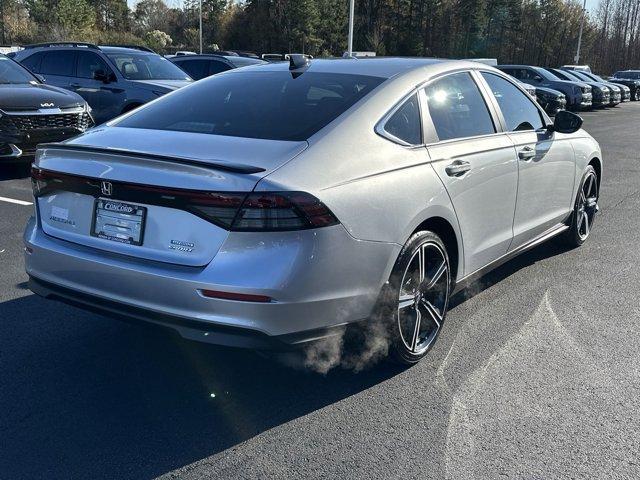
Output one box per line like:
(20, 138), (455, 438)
(0, 196), (33, 206)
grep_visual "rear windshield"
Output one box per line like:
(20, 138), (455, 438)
(115, 71), (385, 141)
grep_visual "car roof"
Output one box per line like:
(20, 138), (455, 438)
(18, 45), (156, 56)
(235, 57), (487, 79)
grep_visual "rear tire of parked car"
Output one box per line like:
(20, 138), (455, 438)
(562, 165), (599, 248)
(384, 231), (451, 365)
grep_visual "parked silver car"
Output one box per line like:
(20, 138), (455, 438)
(24, 57), (602, 365)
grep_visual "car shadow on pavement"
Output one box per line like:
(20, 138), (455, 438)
(0, 240), (569, 479)
(0, 292), (404, 479)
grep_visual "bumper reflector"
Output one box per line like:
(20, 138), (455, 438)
(200, 289), (272, 303)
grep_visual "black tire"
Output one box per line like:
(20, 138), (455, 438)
(561, 165), (599, 248)
(383, 230), (452, 365)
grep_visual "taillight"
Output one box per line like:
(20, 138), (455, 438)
(31, 167), (338, 232)
(192, 191), (339, 231)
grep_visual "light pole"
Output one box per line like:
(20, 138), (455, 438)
(347, 0), (354, 56)
(574, 0), (587, 63)
(199, 0), (203, 54)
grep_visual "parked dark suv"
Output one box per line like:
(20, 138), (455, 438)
(12, 43), (192, 124)
(610, 70), (640, 100)
(169, 54), (267, 80)
(0, 53), (93, 163)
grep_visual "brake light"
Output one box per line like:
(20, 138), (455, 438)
(193, 192), (339, 231)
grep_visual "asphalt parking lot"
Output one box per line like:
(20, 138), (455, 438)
(2, 104), (640, 479)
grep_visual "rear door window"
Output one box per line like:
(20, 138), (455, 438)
(382, 93), (422, 145)
(422, 72), (495, 142)
(481, 72), (544, 131)
(40, 50), (76, 76)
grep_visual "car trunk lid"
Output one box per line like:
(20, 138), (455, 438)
(33, 129), (308, 266)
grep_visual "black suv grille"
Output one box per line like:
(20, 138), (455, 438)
(0, 111), (93, 135)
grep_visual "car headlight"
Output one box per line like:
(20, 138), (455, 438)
(601, 87), (609, 93)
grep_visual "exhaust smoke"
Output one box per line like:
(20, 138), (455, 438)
(280, 294), (396, 374)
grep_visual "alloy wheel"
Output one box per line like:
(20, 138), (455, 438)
(397, 241), (450, 355)
(577, 170), (599, 241)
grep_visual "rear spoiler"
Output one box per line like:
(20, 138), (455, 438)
(36, 143), (267, 174)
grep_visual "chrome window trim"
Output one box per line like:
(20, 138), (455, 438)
(375, 66), (544, 148)
(424, 130), (510, 149)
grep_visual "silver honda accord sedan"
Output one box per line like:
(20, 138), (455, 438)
(24, 56), (602, 365)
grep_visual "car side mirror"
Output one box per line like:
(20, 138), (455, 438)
(93, 69), (110, 83)
(549, 110), (583, 134)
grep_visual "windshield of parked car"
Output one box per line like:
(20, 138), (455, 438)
(584, 72), (607, 83)
(0, 55), (38, 84)
(556, 69), (582, 81)
(115, 71), (385, 141)
(570, 70), (595, 83)
(106, 52), (191, 81)
(533, 67), (559, 81)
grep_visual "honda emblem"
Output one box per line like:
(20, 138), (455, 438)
(101, 181), (113, 196)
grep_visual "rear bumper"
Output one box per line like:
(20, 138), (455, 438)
(24, 216), (400, 346)
(27, 275), (350, 350)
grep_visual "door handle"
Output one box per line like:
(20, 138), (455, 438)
(518, 146), (536, 160)
(445, 160), (471, 177)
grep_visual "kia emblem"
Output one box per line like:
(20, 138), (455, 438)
(40, 102), (54, 108)
(101, 181), (113, 196)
